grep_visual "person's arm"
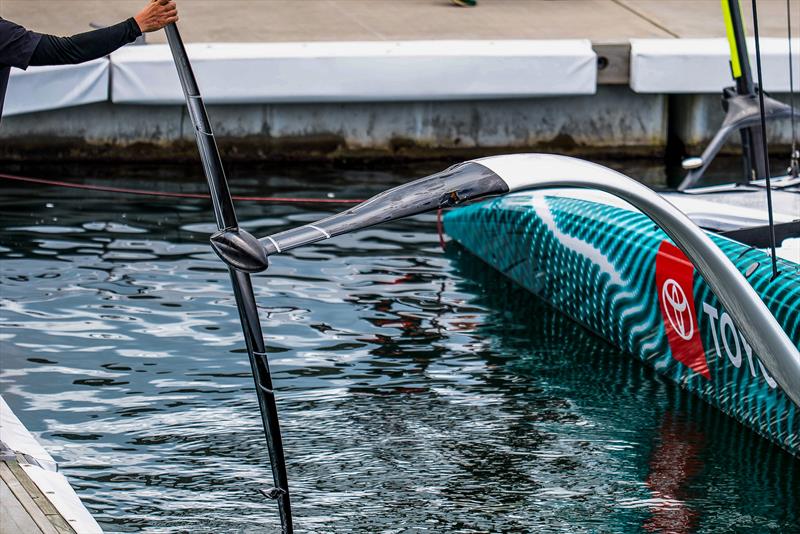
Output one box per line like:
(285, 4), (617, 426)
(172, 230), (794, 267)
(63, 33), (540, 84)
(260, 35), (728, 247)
(28, 0), (177, 67)
(0, 18), (42, 69)
(29, 18), (141, 66)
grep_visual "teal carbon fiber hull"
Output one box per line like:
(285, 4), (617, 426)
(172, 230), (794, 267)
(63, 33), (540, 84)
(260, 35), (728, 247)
(444, 193), (800, 455)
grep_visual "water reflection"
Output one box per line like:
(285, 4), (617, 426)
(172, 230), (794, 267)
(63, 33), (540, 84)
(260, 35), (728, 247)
(643, 412), (705, 534)
(0, 163), (797, 533)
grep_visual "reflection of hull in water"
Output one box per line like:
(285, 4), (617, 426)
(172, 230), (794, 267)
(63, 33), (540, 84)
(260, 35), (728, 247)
(444, 192), (800, 455)
(449, 249), (800, 530)
(642, 411), (705, 534)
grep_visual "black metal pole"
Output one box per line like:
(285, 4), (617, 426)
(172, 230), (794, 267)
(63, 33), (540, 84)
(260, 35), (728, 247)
(726, 0), (755, 94)
(725, 0), (767, 180)
(164, 24), (293, 533)
(750, 0), (780, 278)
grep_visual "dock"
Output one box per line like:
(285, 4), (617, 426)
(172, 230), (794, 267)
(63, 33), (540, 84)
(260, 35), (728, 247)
(2, 0), (795, 43)
(0, 397), (101, 534)
(0, 0), (799, 161)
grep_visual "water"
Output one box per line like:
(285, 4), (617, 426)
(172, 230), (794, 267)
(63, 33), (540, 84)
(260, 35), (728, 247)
(1, 161), (798, 534)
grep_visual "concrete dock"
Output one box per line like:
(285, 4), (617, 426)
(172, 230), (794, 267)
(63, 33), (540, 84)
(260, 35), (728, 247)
(1, 0), (799, 161)
(1, 456), (75, 534)
(0, 397), (102, 534)
(2, 0), (796, 43)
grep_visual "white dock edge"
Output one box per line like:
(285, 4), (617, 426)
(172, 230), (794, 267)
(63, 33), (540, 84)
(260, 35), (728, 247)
(0, 396), (102, 534)
(110, 40), (597, 104)
(630, 37), (800, 93)
(2, 58), (109, 117)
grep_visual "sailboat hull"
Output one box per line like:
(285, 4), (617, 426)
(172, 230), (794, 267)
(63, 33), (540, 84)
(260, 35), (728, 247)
(444, 191), (800, 455)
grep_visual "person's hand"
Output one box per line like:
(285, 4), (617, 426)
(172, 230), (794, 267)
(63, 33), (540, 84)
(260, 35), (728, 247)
(134, 0), (178, 33)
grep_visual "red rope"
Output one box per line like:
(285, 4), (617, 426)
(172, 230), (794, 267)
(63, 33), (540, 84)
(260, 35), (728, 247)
(436, 207), (447, 251)
(0, 172), (365, 204)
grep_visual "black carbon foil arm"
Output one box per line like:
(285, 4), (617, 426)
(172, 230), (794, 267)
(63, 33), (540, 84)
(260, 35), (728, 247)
(260, 161), (507, 256)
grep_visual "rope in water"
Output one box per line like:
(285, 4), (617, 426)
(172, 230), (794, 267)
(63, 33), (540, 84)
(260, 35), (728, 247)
(0, 172), (366, 204)
(0, 170), (450, 249)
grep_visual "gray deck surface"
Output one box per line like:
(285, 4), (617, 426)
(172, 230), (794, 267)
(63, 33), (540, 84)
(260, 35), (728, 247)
(0, 457), (75, 534)
(2, 0), (798, 44)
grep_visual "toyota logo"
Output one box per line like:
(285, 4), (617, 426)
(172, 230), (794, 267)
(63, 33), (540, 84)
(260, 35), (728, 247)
(661, 279), (694, 341)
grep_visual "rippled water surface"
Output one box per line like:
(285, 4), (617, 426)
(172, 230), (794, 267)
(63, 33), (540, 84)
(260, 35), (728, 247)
(1, 162), (798, 533)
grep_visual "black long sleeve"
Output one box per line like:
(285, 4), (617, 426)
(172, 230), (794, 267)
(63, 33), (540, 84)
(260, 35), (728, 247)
(29, 18), (142, 66)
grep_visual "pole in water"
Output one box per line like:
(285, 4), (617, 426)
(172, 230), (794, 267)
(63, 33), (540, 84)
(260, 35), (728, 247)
(750, 0), (779, 279)
(163, 22), (294, 533)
